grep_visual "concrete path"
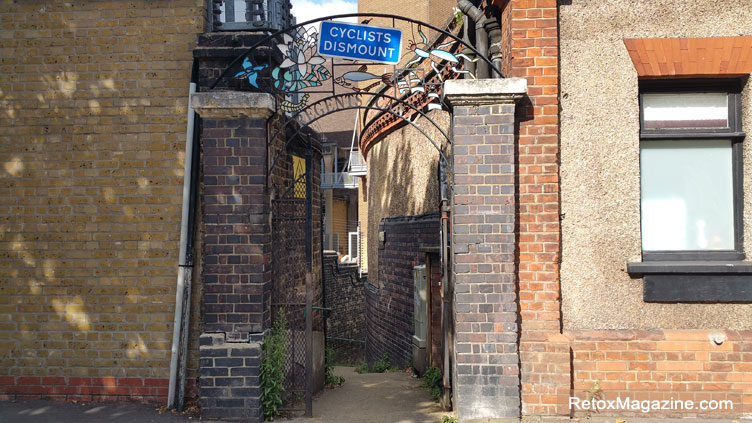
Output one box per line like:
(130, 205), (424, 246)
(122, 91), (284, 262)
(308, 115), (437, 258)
(0, 400), (194, 422)
(286, 366), (448, 423)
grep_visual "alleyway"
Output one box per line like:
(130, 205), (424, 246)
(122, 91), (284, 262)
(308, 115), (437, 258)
(287, 366), (447, 423)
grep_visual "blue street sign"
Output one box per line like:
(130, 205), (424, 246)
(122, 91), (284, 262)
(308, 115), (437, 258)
(318, 21), (403, 65)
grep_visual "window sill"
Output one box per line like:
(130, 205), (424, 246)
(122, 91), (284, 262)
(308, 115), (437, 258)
(627, 261), (752, 303)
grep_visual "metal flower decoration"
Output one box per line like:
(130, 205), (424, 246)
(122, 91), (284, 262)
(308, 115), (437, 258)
(272, 26), (330, 93)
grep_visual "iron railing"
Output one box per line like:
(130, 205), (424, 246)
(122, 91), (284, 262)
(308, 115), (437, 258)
(212, 0), (294, 31)
(348, 150), (367, 175)
(321, 172), (358, 189)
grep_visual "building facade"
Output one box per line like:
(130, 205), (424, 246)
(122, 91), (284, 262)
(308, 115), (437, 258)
(558, 0), (752, 418)
(0, 0), (205, 403)
(360, 0), (752, 420)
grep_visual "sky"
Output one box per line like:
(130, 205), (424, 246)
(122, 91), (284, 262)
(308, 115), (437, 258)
(290, 0), (358, 27)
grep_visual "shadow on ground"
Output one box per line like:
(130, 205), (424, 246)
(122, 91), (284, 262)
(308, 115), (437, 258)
(285, 366), (446, 423)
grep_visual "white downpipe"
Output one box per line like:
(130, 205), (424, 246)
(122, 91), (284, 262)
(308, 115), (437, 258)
(344, 109), (359, 172)
(167, 82), (197, 408)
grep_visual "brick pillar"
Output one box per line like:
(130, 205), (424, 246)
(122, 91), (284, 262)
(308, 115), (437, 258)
(192, 92), (276, 422)
(444, 78), (526, 422)
(507, 0), (570, 417)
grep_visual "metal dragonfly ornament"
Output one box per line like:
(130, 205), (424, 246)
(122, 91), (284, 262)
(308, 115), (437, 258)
(406, 25), (477, 82)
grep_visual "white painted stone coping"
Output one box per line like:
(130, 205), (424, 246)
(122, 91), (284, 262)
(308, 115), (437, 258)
(443, 77), (527, 97)
(191, 91), (276, 119)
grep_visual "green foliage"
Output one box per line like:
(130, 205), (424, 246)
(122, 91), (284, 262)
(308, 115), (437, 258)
(452, 7), (464, 28)
(354, 362), (368, 374)
(372, 353), (391, 373)
(261, 309), (287, 421)
(353, 353), (393, 374)
(292, 392), (304, 403)
(421, 366), (442, 401)
(442, 415), (457, 423)
(582, 380), (603, 418)
(324, 348), (344, 387)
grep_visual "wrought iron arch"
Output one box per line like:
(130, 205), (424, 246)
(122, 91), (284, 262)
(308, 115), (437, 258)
(208, 12), (497, 177)
(266, 91), (452, 177)
(210, 13), (503, 92)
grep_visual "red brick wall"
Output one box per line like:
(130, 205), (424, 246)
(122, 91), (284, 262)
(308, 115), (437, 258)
(568, 330), (752, 418)
(0, 376), (198, 404)
(507, 0), (569, 416)
(510, 3), (752, 418)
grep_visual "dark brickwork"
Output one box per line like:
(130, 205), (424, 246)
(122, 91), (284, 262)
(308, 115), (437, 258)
(198, 114), (270, 422)
(201, 117), (269, 336)
(195, 33), (271, 92)
(447, 93), (521, 420)
(428, 253), (443, 369)
(365, 213), (440, 369)
(322, 252), (365, 364)
(363, 281), (379, 364)
(199, 333), (262, 421)
(197, 110), (323, 420)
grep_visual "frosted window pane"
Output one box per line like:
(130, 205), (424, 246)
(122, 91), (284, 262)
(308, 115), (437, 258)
(643, 93), (728, 129)
(641, 139), (734, 251)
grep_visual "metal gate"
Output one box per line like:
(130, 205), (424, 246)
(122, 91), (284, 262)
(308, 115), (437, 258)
(271, 153), (314, 414)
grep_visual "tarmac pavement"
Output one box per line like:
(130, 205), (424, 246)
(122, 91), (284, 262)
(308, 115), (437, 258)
(0, 399), (194, 423)
(2, 368), (743, 423)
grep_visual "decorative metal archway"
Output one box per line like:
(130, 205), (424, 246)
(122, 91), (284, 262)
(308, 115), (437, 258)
(209, 12), (501, 417)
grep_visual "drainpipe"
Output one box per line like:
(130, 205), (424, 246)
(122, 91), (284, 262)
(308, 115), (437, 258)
(461, 13), (476, 78)
(168, 63), (199, 410)
(457, 0), (489, 79)
(484, 5), (503, 78)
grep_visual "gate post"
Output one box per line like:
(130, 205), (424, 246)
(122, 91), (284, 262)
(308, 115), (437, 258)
(191, 91), (276, 422)
(444, 78), (527, 422)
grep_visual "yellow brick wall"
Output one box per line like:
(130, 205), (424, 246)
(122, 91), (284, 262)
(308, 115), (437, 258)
(358, 0), (455, 67)
(332, 198), (349, 255)
(0, 0), (205, 400)
(358, 176), (369, 272)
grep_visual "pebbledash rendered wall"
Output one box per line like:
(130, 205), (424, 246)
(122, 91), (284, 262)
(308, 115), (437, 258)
(364, 111), (449, 283)
(558, 0), (752, 418)
(0, 1), (205, 403)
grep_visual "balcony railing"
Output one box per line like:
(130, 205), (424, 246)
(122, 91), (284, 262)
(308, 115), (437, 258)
(348, 150), (367, 176)
(211, 0), (294, 31)
(321, 172), (358, 189)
